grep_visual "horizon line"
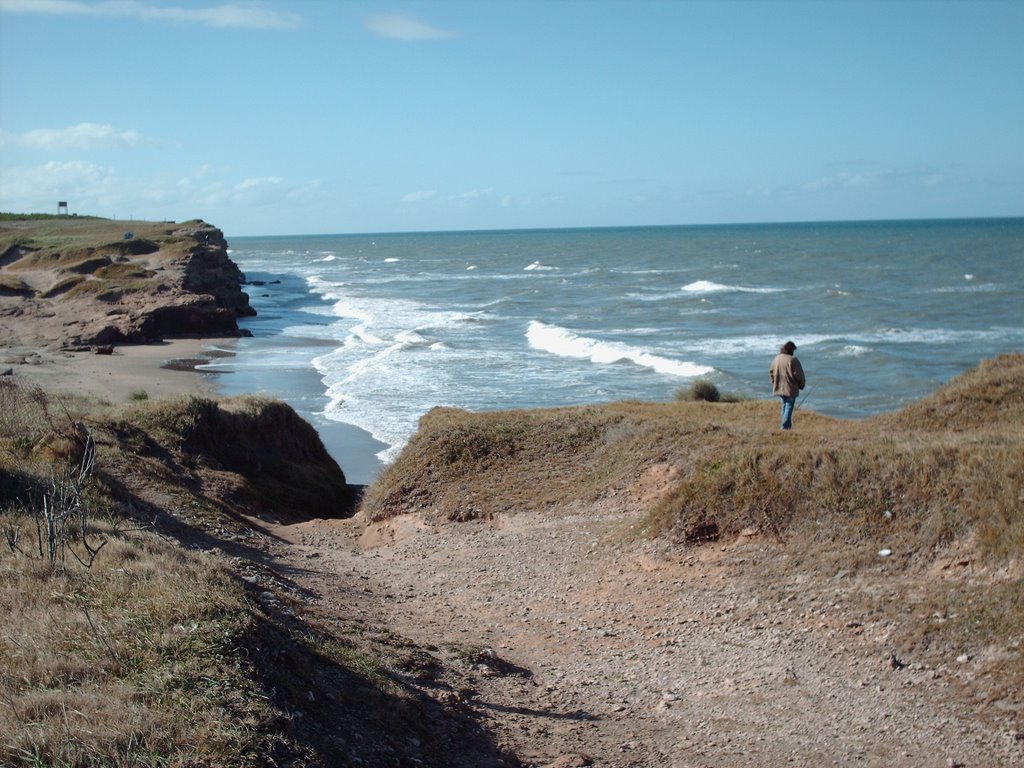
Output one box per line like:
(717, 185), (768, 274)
(227, 214), (1024, 240)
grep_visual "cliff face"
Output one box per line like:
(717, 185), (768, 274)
(0, 217), (255, 350)
(178, 223), (254, 318)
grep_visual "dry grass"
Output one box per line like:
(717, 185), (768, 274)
(0, 218), (195, 282)
(361, 404), (624, 521)
(127, 394), (356, 520)
(38, 276), (86, 299)
(0, 385), (265, 765)
(94, 263), (156, 281)
(365, 355), (1023, 568)
(0, 519), (268, 766)
(0, 383), (376, 766)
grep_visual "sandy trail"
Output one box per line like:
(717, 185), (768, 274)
(254, 499), (1020, 768)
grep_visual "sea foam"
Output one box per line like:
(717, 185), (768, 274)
(526, 321), (713, 377)
(681, 280), (782, 294)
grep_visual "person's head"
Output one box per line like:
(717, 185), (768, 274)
(781, 340), (797, 354)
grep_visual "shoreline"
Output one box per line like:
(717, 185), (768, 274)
(2, 339), (230, 403)
(2, 338), (386, 485)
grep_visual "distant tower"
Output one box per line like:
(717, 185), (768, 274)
(58, 201), (68, 215)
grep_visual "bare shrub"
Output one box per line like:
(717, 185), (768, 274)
(3, 428), (107, 569)
(0, 379), (52, 447)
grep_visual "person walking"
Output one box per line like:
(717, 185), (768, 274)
(769, 340), (806, 430)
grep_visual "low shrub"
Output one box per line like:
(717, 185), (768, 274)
(683, 379), (721, 402)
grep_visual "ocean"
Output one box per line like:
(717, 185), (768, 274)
(203, 219), (1024, 484)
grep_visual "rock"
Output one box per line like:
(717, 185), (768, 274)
(542, 756), (593, 768)
(0, 219), (255, 350)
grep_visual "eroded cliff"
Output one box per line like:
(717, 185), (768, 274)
(0, 216), (255, 350)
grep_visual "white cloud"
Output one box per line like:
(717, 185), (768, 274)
(0, 159), (120, 210)
(451, 188), (493, 201)
(10, 122), (144, 151)
(448, 188), (495, 209)
(365, 13), (455, 40)
(800, 167), (948, 192)
(0, 159), (315, 223)
(235, 175), (282, 191)
(744, 165), (954, 201)
(0, 0), (301, 29)
(176, 164), (213, 187)
(401, 190), (437, 203)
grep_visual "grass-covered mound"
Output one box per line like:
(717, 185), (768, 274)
(0, 216), (200, 272)
(0, 385), (417, 767)
(121, 394), (356, 521)
(364, 354), (1023, 568)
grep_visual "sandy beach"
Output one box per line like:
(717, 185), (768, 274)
(1, 338), (236, 404)
(1, 337), (387, 483)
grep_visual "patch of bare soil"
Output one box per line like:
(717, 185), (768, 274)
(253, 494), (1022, 768)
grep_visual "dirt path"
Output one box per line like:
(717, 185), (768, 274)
(255, 500), (1022, 768)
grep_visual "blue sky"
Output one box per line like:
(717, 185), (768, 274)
(1, 0), (1022, 236)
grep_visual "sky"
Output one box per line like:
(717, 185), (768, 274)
(1, 0), (1022, 236)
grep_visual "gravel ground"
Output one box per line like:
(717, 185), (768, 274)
(255, 498), (1023, 768)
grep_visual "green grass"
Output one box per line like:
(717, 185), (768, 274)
(1, 217), (182, 267)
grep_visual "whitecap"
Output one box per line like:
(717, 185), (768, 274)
(351, 324), (385, 345)
(839, 345), (871, 357)
(526, 321), (713, 378)
(872, 327), (1012, 345)
(681, 280), (782, 295)
(525, 261), (556, 271)
(928, 283), (998, 294)
(681, 280), (731, 293)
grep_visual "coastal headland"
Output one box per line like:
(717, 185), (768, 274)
(0, 215), (252, 400)
(1, 216), (1021, 767)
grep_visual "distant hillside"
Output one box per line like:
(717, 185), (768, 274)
(0, 215), (254, 349)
